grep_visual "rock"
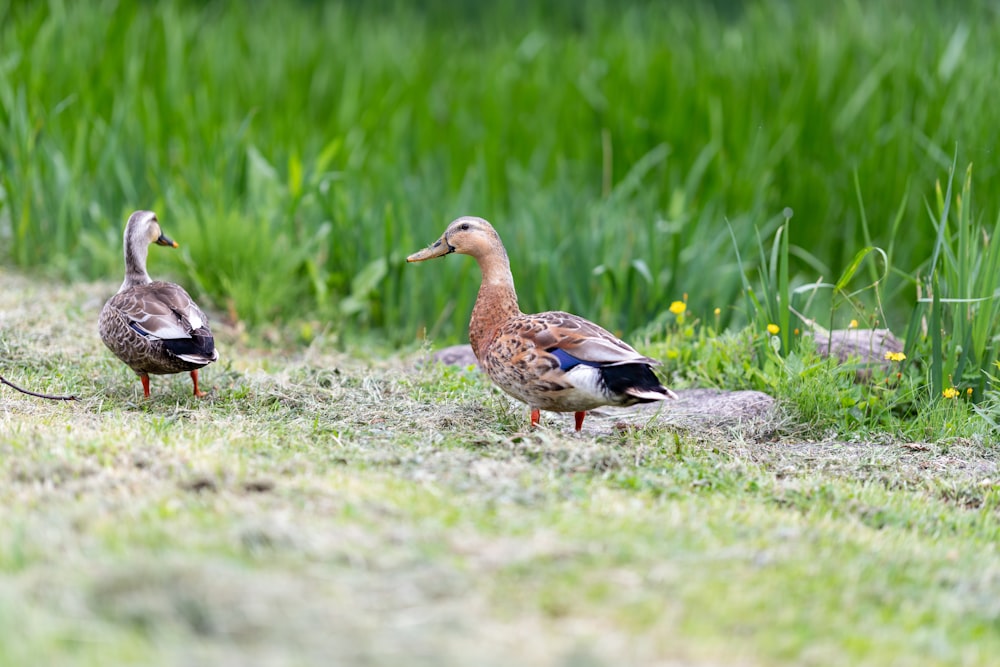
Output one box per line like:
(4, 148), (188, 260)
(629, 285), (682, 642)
(595, 388), (776, 427)
(806, 328), (903, 377)
(431, 345), (479, 368)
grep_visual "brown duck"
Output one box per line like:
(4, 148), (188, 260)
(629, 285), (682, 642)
(99, 211), (218, 397)
(407, 216), (676, 431)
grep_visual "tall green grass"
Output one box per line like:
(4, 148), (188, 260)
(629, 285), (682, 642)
(2, 0), (1000, 344)
(906, 163), (1000, 402)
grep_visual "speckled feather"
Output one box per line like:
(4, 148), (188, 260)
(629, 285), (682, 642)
(408, 216), (676, 426)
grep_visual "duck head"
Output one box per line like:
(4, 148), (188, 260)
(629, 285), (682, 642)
(126, 210), (178, 250)
(406, 216), (504, 262)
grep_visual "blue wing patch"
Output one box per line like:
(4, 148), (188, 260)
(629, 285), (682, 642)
(548, 347), (603, 371)
(129, 322), (151, 338)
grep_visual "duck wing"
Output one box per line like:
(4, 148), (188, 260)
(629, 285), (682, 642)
(527, 311), (660, 367)
(113, 281), (218, 363)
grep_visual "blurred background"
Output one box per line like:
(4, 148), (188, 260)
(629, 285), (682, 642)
(1, 0), (997, 346)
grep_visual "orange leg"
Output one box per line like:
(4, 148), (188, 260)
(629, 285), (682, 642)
(191, 369), (207, 398)
(574, 411), (586, 432)
(530, 408), (540, 428)
(140, 375), (151, 398)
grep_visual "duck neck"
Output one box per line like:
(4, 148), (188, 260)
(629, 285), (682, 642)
(469, 250), (521, 361)
(120, 228), (152, 292)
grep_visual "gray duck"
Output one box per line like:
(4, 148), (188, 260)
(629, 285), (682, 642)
(407, 216), (676, 431)
(99, 210), (218, 397)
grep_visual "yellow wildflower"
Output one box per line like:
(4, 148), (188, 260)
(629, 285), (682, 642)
(766, 323), (780, 335)
(942, 387), (960, 399)
(884, 351), (906, 362)
(967, 387), (974, 396)
(713, 307), (721, 316)
(669, 301), (686, 315)
(849, 319), (858, 328)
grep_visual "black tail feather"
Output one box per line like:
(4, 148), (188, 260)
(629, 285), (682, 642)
(163, 331), (216, 360)
(600, 363), (667, 402)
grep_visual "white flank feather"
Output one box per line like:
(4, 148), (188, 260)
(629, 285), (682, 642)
(562, 365), (610, 404)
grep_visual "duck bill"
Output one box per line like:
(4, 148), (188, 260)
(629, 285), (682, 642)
(406, 237), (453, 262)
(156, 234), (179, 248)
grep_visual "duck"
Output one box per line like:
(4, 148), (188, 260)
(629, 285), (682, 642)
(99, 210), (219, 398)
(407, 215), (676, 431)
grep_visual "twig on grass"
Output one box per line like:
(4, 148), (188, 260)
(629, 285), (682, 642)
(0, 373), (77, 401)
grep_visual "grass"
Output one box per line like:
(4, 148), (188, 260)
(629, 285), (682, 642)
(3, 269), (1000, 666)
(4, 0), (1000, 340)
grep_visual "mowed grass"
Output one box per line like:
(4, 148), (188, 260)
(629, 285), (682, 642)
(3, 269), (1000, 666)
(4, 1), (1000, 339)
